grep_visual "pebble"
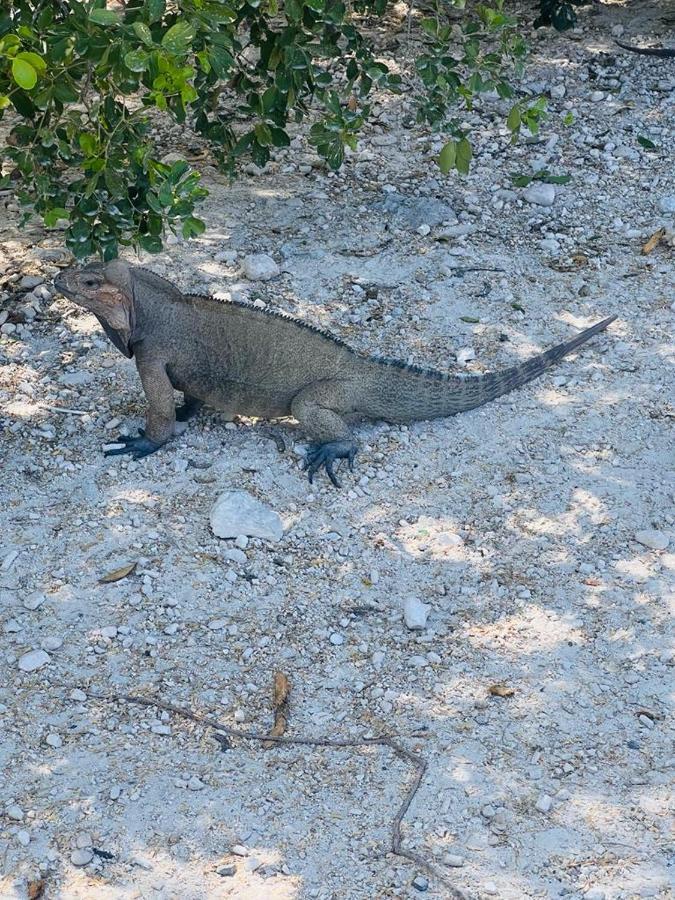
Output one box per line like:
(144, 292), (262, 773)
(444, 854), (465, 867)
(22, 592), (45, 610)
(187, 775), (205, 791)
(70, 689), (87, 702)
(223, 548), (247, 564)
(18, 649), (50, 672)
(329, 632), (344, 645)
(659, 196), (675, 215)
(550, 84), (566, 99)
(417, 223), (431, 236)
(16, 830), (30, 846)
(19, 275), (44, 290)
(216, 863), (237, 876)
(110, 785), (122, 800)
(524, 183), (556, 207)
(45, 733), (63, 748)
(41, 635), (63, 651)
(403, 596), (430, 630)
(535, 793), (553, 813)
(634, 529), (669, 551)
(231, 844), (249, 857)
(483, 882), (498, 896)
(456, 347), (475, 366)
(6, 804), (24, 821)
(241, 253), (280, 281)
(70, 848), (93, 866)
(591, 90), (605, 102)
(412, 874), (429, 892)
(210, 490), (284, 542)
(584, 890), (606, 900)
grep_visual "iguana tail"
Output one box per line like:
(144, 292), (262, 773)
(361, 315), (616, 422)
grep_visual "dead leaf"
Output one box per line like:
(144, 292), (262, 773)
(264, 672), (290, 748)
(571, 253), (588, 267)
(27, 880), (46, 900)
(488, 684), (515, 698)
(98, 562), (137, 584)
(347, 96), (358, 111)
(641, 227), (665, 255)
(582, 577), (602, 586)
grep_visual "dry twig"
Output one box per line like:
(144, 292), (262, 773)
(76, 688), (467, 897)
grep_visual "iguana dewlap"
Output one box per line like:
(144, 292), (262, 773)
(54, 260), (615, 487)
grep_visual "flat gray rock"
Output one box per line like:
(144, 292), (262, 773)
(210, 491), (284, 542)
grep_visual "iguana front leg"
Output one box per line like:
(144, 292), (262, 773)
(105, 354), (175, 459)
(291, 382), (359, 488)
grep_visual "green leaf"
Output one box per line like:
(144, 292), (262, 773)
(455, 138), (472, 175)
(16, 52), (47, 75)
(438, 141), (456, 175)
(637, 135), (657, 150)
(11, 57), (37, 90)
(88, 9), (122, 25)
(133, 22), (154, 45)
(139, 234), (163, 253)
(146, 0), (166, 23)
(506, 106), (521, 132)
(44, 207), (69, 227)
(460, 316), (480, 323)
(0, 95), (10, 110)
(124, 49), (149, 72)
(563, 112), (575, 127)
(161, 20), (196, 55)
(181, 216), (206, 239)
(511, 173), (532, 187)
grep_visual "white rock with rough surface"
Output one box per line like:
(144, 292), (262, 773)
(635, 529), (669, 551)
(70, 848), (93, 866)
(210, 491), (284, 542)
(404, 597), (430, 630)
(18, 649), (50, 672)
(524, 183), (556, 207)
(241, 254), (279, 281)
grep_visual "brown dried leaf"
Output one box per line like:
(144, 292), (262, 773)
(27, 880), (46, 900)
(488, 683), (515, 698)
(641, 227), (665, 255)
(347, 96), (358, 111)
(98, 562), (137, 584)
(264, 672), (290, 748)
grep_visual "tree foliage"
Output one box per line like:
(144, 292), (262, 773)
(0, 0), (541, 259)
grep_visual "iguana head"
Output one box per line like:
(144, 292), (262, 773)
(54, 259), (137, 357)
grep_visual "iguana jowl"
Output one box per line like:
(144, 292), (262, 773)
(54, 261), (616, 487)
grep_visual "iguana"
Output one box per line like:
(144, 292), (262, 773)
(54, 261), (616, 487)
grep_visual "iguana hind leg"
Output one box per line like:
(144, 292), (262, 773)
(104, 431), (162, 460)
(291, 382), (359, 488)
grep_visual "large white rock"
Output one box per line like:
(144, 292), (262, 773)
(524, 183), (556, 207)
(18, 649), (50, 672)
(210, 491), (284, 542)
(403, 596), (430, 630)
(241, 254), (280, 281)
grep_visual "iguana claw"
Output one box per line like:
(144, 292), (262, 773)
(304, 440), (358, 488)
(104, 430), (163, 460)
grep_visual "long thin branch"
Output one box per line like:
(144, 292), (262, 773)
(77, 688), (467, 897)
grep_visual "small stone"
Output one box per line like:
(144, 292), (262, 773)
(524, 183), (556, 207)
(6, 804), (24, 821)
(75, 832), (92, 849)
(590, 90), (605, 102)
(210, 490), (284, 542)
(234, 535), (249, 550)
(223, 548), (247, 564)
(216, 863), (237, 876)
(409, 655), (429, 668)
(22, 592), (46, 610)
(16, 830), (30, 846)
(412, 874), (429, 892)
(535, 793), (553, 813)
(329, 632), (344, 646)
(241, 254), (280, 281)
(231, 844), (249, 857)
(41, 635), (63, 651)
(70, 848), (94, 866)
(634, 529), (669, 551)
(45, 733), (63, 748)
(70, 689), (87, 702)
(18, 649), (50, 672)
(444, 854), (465, 867)
(456, 347), (475, 366)
(187, 775), (205, 791)
(110, 785), (122, 800)
(584, 890), (606, 900)
(19, 275), (44, 290)
(550, 84), (566, 99)
(417, 223), (431, 236)
(659, 196), (675, 215)
(403, 597), (430, 630)
(483, 882), (498, 896)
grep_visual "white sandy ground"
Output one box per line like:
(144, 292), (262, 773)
(1, 2), (673, 898)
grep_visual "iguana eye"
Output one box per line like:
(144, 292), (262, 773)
(83, 276), (100, 287)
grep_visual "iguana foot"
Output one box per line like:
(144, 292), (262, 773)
(104, 430), (163, 460)
(304, 440), (358, 488)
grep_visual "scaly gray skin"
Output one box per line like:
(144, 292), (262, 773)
(54, 260), (616, 487)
